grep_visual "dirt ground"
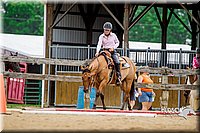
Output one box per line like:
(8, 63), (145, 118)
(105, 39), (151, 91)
(2, 110), (199, 132)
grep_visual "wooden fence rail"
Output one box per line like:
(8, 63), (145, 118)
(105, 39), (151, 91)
(3, 72), (200, 90)
(1, 55), (200, 75)
(1, 55), (85, 66)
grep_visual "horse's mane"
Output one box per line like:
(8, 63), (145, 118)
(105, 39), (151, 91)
(83, 56), (97, 66)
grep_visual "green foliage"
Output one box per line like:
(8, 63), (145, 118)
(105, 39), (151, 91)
(2, 1), (44, 35)
(129, 6), (191, 44)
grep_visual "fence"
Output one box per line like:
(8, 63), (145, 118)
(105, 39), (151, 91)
(50, 45), (196, 73)
(1, 45), (199, 108)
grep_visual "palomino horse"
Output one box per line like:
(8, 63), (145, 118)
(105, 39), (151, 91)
(81, 51), (137, 110)
(185, 67), (200, 111)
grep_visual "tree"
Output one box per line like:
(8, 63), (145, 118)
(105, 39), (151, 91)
(2, 1), (44, 36)
(129, 6), (191, 44)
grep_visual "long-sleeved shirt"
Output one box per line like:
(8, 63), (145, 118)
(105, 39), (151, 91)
(96, 32), (119, 53)
(193, 56), (200, 69)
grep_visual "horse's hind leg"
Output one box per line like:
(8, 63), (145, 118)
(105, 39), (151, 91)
(120, 81), (127, 110)
(120, 80), (132, 110)
(100, 93), (106, 110)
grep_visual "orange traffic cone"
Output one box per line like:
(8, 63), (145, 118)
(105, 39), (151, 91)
(0, 73), (6, 113)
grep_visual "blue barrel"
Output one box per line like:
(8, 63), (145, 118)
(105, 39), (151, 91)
(89, 87), (96, 109)
(77, 86), (84, 109)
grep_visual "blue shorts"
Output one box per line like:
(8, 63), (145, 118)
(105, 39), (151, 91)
(138, 91), (153, 103)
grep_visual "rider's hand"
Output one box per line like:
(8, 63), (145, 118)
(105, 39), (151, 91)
(95, 52), (99, 57)
(109, 48), (114, 52)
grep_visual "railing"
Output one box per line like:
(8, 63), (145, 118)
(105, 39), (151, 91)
(1, 54), (199, 108)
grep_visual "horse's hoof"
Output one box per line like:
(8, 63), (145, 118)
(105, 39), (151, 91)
(103, 107), (106, 110)
(120, 108), (123, 110)
(92, 104), (96, 109)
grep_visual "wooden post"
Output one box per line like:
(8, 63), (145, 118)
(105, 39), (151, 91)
(44, 4), (54, 107)
(191, 9), (198, 50)
(123, 3), (129, 56)
(160, 74), (169, 110)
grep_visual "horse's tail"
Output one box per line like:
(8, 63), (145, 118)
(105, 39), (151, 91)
(129, 80), (135, 97)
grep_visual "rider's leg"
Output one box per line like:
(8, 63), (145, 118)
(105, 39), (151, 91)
(111, 50), (122, 85)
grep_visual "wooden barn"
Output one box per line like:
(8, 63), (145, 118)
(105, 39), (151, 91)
(43, 1), (200, 109)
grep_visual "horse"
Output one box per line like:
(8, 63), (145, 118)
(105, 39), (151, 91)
(185, 67), (200, 111)
(80, 51), (137, 110)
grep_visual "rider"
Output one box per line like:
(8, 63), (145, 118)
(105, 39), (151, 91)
(95, 22), (122, 85)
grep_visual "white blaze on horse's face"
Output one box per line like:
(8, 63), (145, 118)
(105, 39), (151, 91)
(82, 71), (91, 93)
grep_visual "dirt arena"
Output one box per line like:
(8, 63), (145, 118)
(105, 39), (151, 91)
(1, 109), (199, 133)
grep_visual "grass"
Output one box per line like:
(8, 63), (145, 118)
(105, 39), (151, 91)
(7, 103), (41, 109)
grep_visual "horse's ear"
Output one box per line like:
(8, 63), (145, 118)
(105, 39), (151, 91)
(80, 65), (85, 70)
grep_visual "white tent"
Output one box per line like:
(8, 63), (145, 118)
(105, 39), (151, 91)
(129, 41), (191, 50)
(0, 33), (45, 57)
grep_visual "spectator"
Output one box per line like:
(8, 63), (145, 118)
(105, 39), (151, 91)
(137, 71), (155, 111)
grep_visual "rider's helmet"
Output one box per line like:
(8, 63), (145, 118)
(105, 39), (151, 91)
(103, 22), (112, 30)
(196, 48), (200, 54)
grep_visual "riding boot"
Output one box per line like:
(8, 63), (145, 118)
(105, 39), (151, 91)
(115, 63), (122, 85)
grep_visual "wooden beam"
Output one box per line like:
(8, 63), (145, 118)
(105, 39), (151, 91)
(123, 3), (129, 56)
(136, 66), (200, 75)
(129, 5), (138, 23)
(52, 4), (62, 24)
(167, 8), (173, 26)
(136, 83), (200, 90)
(154, 7), (163, 28)
(3, 72), (82, 82)
(169, 8), (192, 34)
(3, 72), (199, 90)
(1, 55), (86, 66)
(161, 5), (167, 50)
(100, 2), (124, 30)
(78, 4), (87, 27)
(178, 3), (200, 27)
(128, 2), (156, 30)
(51, 2), (77, 28)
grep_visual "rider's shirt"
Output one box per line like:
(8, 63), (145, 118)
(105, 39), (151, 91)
(193, 56), (200, 69)
(96, 32), (119, 53)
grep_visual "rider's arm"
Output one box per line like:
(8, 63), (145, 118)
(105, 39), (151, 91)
(113, 33), (119, 49)
(96, 35), (103, 54)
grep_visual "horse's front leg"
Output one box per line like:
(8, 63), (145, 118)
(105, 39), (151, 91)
(99, 80), (107, 110)
(92, 91), (100, 109)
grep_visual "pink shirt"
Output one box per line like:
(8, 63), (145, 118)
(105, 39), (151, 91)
(193, 56), (200, 69)
(96, 32), (119, 53)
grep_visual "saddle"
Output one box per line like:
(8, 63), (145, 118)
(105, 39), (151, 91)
(99, 51), (130, 70)
(99, 50), (130, 84)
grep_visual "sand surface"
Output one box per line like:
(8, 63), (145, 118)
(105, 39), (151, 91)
(2, 110), (199, 132)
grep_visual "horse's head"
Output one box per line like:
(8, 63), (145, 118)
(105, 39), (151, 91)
(80, 65), (92, 93)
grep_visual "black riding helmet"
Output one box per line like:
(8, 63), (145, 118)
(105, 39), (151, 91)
(103, 22), (112, 30)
